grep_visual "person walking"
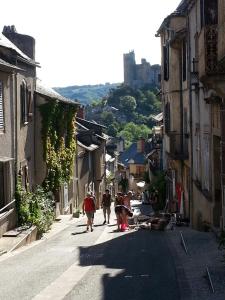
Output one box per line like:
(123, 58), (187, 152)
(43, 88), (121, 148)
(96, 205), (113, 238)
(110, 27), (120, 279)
(101, 189), (111, 224)
(82, 192), (95, 232)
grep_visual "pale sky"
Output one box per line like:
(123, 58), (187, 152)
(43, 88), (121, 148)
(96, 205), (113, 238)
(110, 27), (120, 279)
(1, 0), (181, 87)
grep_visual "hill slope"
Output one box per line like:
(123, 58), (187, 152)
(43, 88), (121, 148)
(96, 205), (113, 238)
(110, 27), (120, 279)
(54, 83), (120, 105)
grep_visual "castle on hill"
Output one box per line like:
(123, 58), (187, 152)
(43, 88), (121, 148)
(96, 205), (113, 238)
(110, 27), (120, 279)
(123, 50), (160, 89)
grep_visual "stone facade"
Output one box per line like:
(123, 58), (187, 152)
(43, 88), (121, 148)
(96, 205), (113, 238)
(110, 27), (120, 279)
(159, 0), (225, 230)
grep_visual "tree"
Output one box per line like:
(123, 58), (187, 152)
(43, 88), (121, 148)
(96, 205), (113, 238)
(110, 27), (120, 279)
(120, 95), (137, 114)
(100, 111), (114, 126)
(119, 122), (151, 148)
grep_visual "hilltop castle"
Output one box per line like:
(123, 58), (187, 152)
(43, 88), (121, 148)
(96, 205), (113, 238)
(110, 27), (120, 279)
(123, 51), (160, 89)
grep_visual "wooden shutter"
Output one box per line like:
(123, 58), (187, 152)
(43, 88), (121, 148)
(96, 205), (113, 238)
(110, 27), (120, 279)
(0, 160), (12, 208)
(0, 81), (4, 130)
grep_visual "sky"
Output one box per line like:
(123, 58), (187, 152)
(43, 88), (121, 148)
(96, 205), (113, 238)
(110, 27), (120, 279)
(1, 0), (181, 87)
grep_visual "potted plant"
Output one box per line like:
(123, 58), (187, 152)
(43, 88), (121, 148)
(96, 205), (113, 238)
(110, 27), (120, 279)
(73, 209), (80, 218)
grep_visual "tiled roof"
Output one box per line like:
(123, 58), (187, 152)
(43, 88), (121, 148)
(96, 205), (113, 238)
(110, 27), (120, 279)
(119, 143), (146, 167)
(36, 79), (79, 106)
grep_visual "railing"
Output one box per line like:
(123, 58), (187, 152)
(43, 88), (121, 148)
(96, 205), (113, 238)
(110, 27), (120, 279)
(0, 199), (16, 214)
(169, 132), (189, 160)
(199, 25), (225, 77)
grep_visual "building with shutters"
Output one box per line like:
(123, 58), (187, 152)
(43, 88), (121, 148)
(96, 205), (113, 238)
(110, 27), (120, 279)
(0, 26), (38, 237)
(158, 0), (225, 230)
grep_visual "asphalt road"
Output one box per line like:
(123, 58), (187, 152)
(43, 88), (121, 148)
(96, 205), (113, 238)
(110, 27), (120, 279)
(0, 208), (181, 300)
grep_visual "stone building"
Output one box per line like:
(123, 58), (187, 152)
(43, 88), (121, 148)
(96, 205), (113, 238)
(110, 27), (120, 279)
(158, 0), (225, 230)
(123, 50), (161, 89)
(0, 26), (38, 236)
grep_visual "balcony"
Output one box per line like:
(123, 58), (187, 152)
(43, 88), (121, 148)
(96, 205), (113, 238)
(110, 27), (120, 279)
(199, 25), (225, 81)
(167, 132), (189, 160)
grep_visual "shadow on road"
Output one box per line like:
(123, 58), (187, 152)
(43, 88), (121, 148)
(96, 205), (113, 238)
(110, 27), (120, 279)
(76, 229), (181, 300)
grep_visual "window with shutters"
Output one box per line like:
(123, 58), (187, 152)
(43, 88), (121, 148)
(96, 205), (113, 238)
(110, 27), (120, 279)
(163, 45), (169, 81)
(182, 40), (187, 82)
(0, 81), (4, 131)
(0, 159), (12, 209)
(165, 102), (170, 133)
(200, 0), (218, 27)
(20, 80), (32, 125)
(202, 133), (210, 191)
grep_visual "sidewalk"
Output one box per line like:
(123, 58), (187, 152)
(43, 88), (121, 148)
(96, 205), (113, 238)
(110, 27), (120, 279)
(166, 226), (225, 300)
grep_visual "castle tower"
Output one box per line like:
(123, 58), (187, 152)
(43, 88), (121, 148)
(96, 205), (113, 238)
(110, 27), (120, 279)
(123, 51), (136, 87)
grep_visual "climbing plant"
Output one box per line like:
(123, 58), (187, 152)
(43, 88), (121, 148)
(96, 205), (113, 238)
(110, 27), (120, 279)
(39, 101), (77, 192)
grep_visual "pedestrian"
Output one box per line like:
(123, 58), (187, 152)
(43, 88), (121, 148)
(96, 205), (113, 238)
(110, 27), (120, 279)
(101, 189), (111, 224)
(82, 192), (95, 232)
(91, 191), (97, 225)
(122, 191), (133, 229)
(114, 192), (124, 231)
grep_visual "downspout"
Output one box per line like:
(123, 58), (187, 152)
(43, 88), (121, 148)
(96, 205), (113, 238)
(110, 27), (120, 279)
(14, 72), (18, 183)
(179, 43), (185, 215)
(187, 15), (193, 225)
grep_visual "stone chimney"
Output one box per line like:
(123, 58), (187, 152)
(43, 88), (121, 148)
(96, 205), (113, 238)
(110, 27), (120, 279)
(2, 25), (35, 59)
(137, 138), (145, 153)
(77, 105), (85, 119)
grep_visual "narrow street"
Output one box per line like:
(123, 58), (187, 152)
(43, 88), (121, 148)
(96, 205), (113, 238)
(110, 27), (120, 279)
(0, 208), (181, 300)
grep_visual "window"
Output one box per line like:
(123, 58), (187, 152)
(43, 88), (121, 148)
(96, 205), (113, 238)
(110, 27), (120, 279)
(165, 102), (170, 133)
(202, 133), (210, 190)
(21, 80), (32, 124)
(200, 0), (218, 27)
(182, 40), (187, 81)
(0, 81), (4, 130)
(195, 126), (201, 181)
(163, 45), (169, 81)
(0, 159), (12, 209)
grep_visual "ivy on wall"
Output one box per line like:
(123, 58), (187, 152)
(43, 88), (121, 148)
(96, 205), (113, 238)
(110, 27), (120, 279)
(15, 101), (77, 235)
(39, 101), (77, 192)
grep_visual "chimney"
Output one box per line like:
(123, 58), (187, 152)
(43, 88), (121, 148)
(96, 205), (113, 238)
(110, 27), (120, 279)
(3, 25), (35, 59)
(77, 105), (85, 119)
(137, 138), (145, 153)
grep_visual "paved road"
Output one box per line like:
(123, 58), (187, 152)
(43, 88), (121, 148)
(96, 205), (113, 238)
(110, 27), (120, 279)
(0, 208), (181, 300)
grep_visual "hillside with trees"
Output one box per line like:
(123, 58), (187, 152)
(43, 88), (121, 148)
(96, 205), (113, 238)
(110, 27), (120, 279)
(54, 83), (119, 105)
(86, 84), (161, 148)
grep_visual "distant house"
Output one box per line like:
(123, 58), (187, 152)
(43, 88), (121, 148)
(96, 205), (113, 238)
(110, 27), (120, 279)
(119, 139), (146, 192)
(75, 118), (108, 208)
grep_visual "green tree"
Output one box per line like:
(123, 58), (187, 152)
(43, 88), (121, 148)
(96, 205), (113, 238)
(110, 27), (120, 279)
(100, 111), (114, 126)
(120, 95), (137, 113)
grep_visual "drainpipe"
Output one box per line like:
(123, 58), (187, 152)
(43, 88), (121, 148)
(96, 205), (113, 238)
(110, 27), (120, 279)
(179, 44), (185, 216)
(187, 15), (193, 225)
(14, 72), (18, 183)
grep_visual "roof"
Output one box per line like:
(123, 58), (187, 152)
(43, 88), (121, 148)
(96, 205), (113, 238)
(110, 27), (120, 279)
(151, 112), (163, 122)
(76, 117), (107, 129)
(0, 58), (22, 71)
(156, 0), (188, 36)
(77, 140), (99, 151)
(36, 79), (79, 106)
(0, 33), (38, 66)
(119, 143), (146, 167)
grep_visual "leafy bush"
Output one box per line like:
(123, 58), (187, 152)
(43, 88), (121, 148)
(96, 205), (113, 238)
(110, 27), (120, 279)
(16, 178), (54, 236)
